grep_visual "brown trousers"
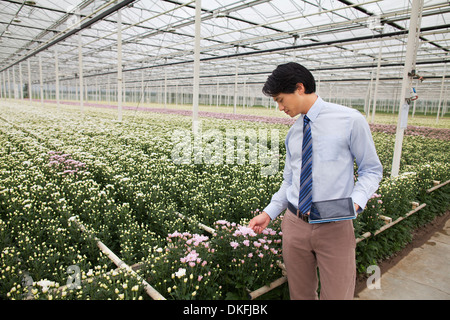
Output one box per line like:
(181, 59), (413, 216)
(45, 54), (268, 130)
(282, 209), (356, 300)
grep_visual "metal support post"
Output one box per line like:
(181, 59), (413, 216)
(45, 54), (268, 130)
(55, 49), (60, 109)
(27, 59), (32, 103)
(365, 69), (374, 118)
(19, 63), (23, 100)
(164, 64), (167, 108)
(107, 74), (110, 103)
(233, 47), (239, 115)
(12, 66), (17, 99)
(371, 39), (383, 124)
(78, 33), (84, 115)
(140, 68), (144, 104)
(117, 9), (123, 122)
(7, 68), (11, 99)
(216, 80), (219, 107)
(391, 0), (423, 177)
(436, 61), (447, 123)
(192, 0), (201, 134)
(39, 56), (44, 106)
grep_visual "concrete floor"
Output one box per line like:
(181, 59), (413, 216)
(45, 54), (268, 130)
(355, 219), (450, 300)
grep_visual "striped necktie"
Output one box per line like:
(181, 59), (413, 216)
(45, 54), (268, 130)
(298, 115), (313, 215)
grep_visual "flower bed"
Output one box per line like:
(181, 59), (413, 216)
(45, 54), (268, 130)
(0, 101), (449, 300)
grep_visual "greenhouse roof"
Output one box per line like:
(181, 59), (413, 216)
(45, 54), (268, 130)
(0, 0), (449, 99)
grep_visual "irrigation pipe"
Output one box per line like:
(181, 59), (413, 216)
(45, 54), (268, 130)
(68, 216), (166, 300)
(248, 276), (288, 300)
(378, 215), (393, 224)
(175, 212), (215, 234)
(355, 202), (426, 243)
(426, 179), (450, 193)
(375, 203), (426, 236)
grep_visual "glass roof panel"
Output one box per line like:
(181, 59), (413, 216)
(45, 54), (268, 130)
(0, 0), (448, 102)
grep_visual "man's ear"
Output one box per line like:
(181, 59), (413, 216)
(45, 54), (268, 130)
(296, 83), (305, 94)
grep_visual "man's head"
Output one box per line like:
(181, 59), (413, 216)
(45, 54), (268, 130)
(262, 62), (317, 117)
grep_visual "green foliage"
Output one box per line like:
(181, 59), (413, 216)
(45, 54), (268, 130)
(0, 102), (449, 300)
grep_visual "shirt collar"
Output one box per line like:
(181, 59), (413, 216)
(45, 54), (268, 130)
(304, 95), (322, 123)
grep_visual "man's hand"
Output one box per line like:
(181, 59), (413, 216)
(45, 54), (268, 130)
(354, 203), (360, 216)
(248, 212), (271, 234)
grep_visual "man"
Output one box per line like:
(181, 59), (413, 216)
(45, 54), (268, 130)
(248, 62), (383, 300)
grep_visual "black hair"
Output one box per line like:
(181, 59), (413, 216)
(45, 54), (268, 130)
(262, 62), (316, 96)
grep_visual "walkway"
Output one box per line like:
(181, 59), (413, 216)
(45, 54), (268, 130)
(356, 218), (450, 300)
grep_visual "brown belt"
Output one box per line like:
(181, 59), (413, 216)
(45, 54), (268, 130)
(287, 202), (309, 222)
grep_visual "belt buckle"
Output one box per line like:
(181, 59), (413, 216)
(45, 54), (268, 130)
(296, 209), (309, 222)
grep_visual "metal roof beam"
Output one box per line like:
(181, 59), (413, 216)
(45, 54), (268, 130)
(54, 24), (449, 81)
(0, 0), (137, 72)
(337, 0), (449, 53)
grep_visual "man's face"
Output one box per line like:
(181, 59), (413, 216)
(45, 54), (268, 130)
(273, 85), (306, 118)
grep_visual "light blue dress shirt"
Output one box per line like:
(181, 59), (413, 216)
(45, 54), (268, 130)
(264, 96), (383, 220)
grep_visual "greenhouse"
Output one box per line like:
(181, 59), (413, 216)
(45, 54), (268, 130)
(0, 0), (449, 303)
